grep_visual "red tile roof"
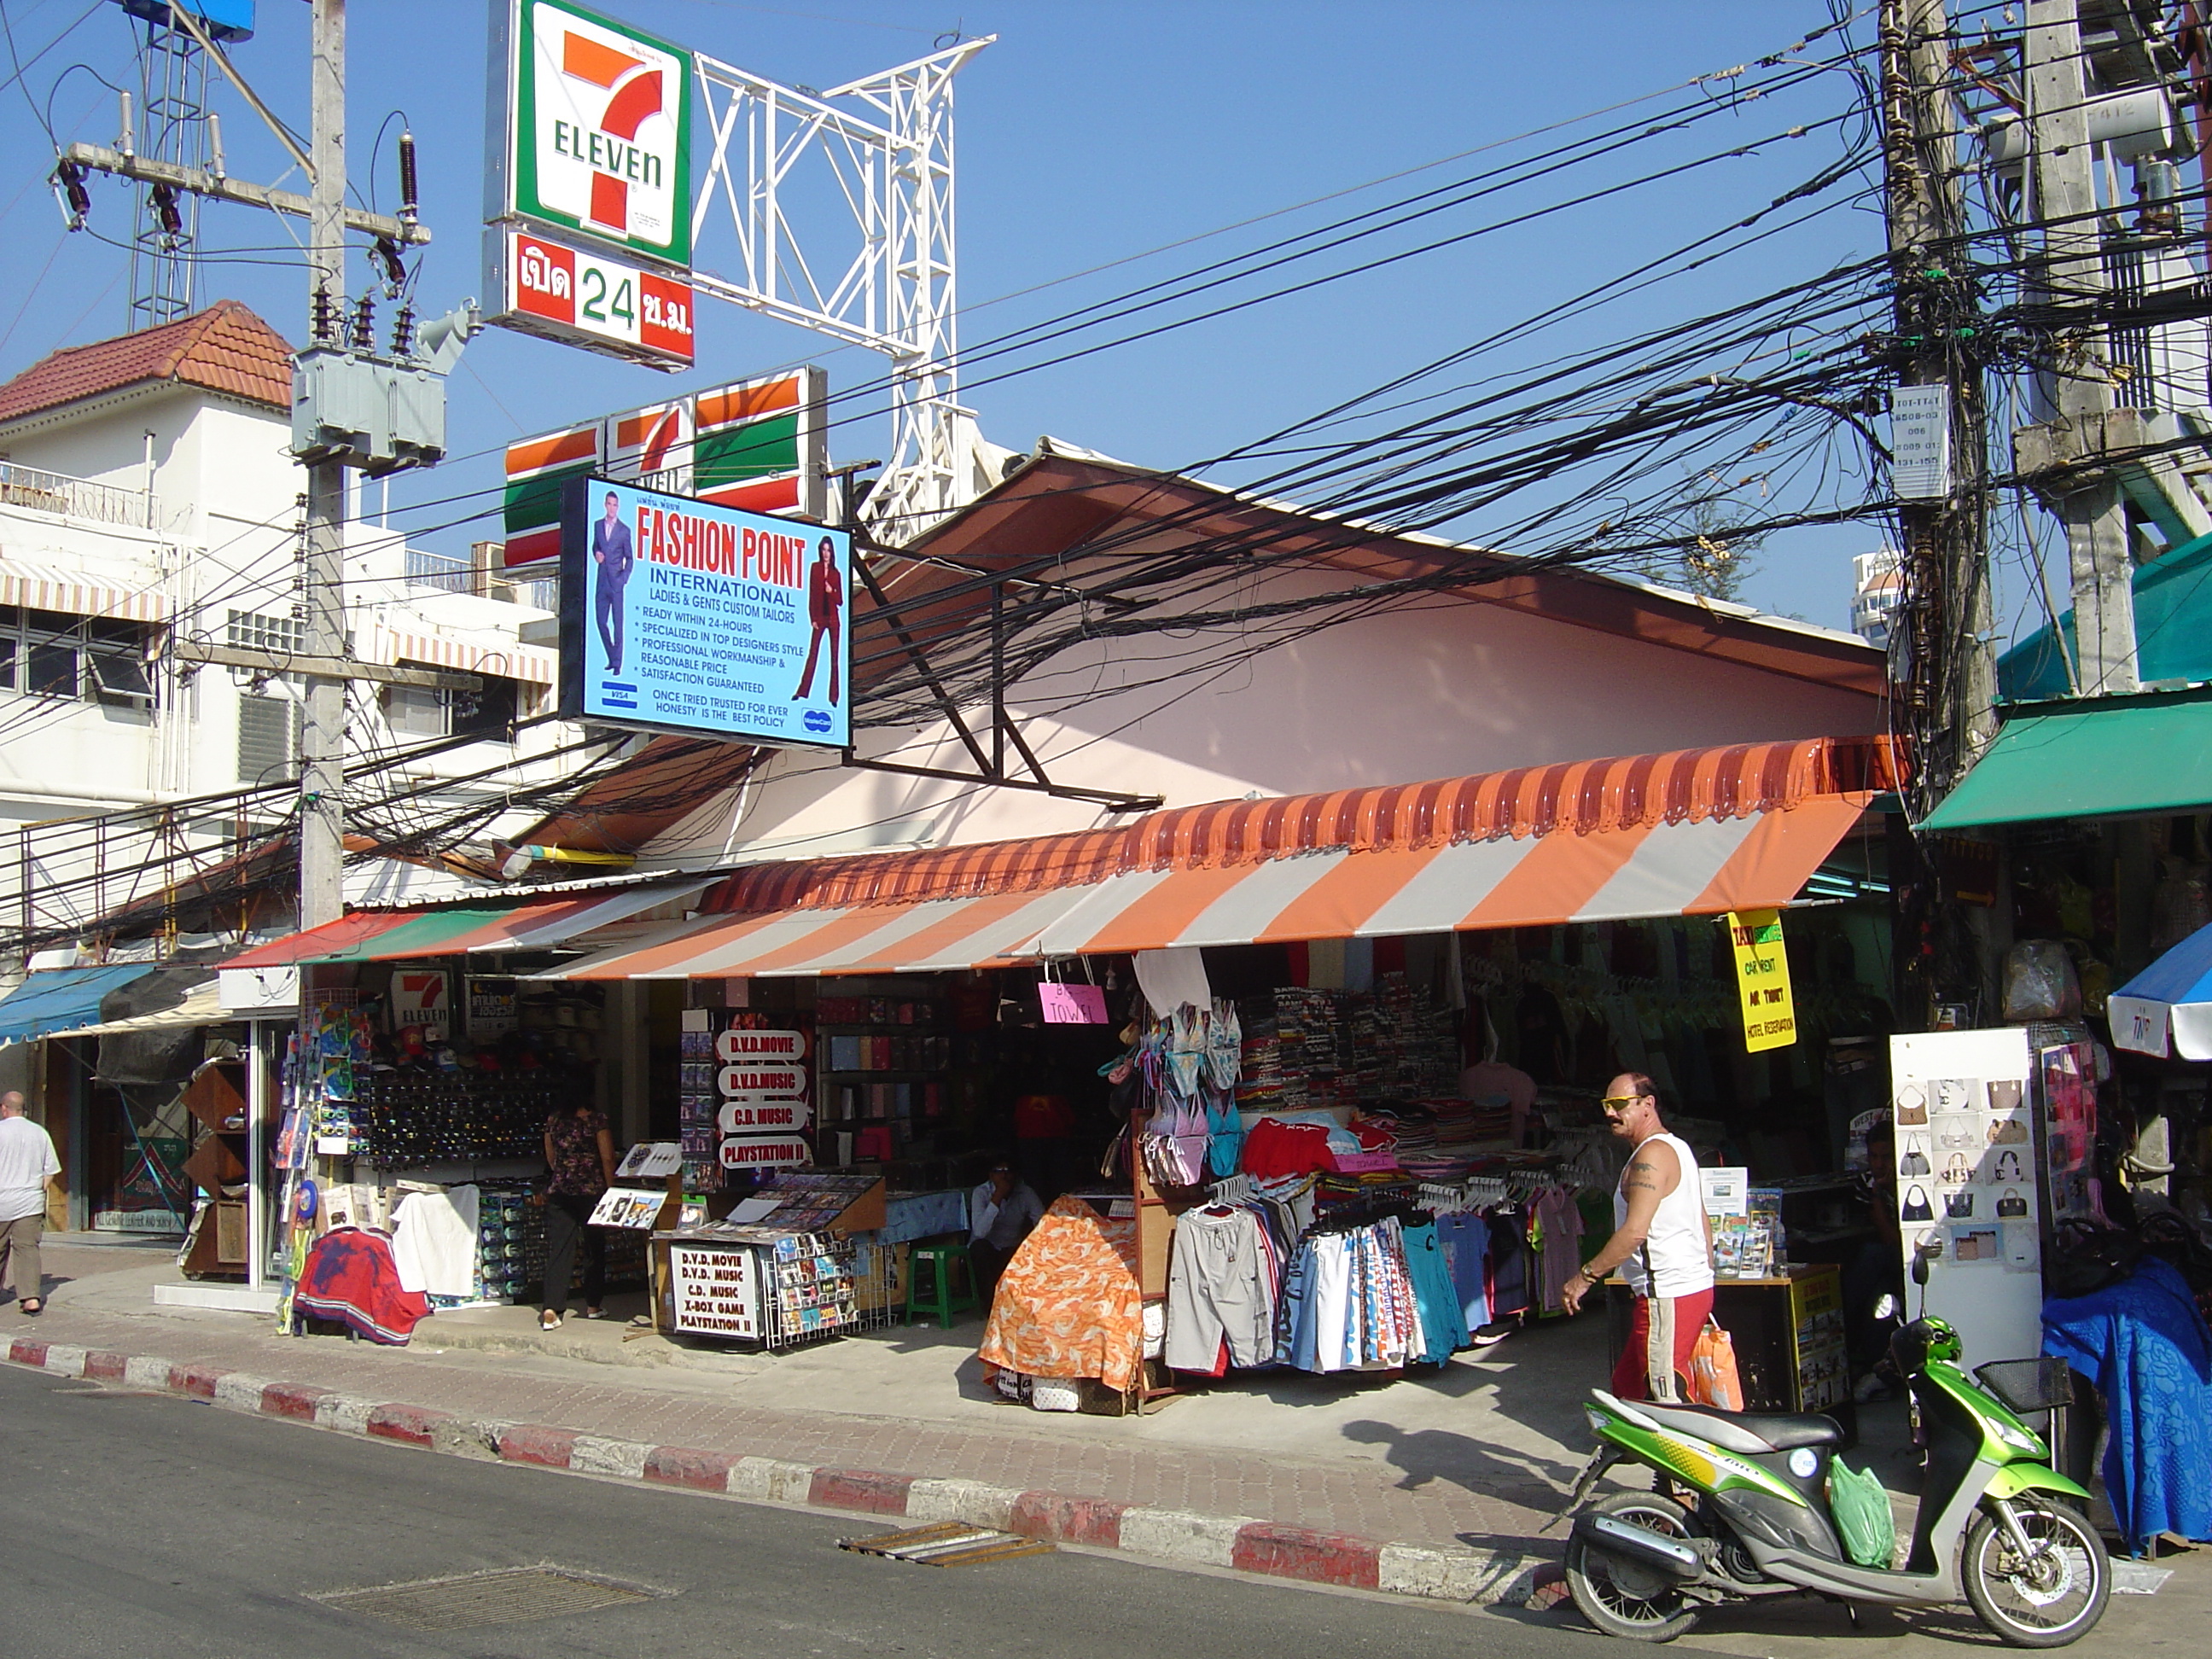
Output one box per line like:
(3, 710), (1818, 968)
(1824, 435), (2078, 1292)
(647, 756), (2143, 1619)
(0, 300), (294, 424)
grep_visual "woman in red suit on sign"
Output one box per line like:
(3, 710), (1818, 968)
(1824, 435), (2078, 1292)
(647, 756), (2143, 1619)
(794, 535), (843, 706)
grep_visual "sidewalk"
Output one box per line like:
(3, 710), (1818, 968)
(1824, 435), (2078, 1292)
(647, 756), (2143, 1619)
(8, 1240), (2203, 1630)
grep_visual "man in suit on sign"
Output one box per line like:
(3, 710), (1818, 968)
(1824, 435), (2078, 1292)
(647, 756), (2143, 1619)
(592, 491), (634, 675)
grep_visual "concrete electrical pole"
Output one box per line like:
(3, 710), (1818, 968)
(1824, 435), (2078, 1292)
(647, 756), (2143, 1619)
(298, 0), (348, 930)
(2023, 0), (2139, 695)
(50, 1), (474, 934)
(1883, 0), (1994, 810)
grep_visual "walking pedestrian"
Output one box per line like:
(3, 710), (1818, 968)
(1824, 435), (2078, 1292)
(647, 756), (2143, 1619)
(1, 1091), (61, 1316)
(1559, 1073), (1714, 1401)
(539, 1100), (614, 1329)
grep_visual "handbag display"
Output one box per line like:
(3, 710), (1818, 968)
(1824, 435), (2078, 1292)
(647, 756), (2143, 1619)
(1941, 1151), (1972, 1185)
(1901, 1185), (1934, 1221)
(1899, 1140), (1930, 1177)
(1993, 1149), (2023, 1184)
(1996, 1189), (2029, 1219)
(1946, 1188), (1975, 1219)
(1989, 1115), (2029, 1145)
(1895, 1086), (1928, 1126)
(1987, 1080), (2023, 1115)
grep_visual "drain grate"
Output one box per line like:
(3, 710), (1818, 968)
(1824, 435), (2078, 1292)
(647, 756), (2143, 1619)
(312, 1566), (661, 1630)
(840, 1521), (1056, 1568)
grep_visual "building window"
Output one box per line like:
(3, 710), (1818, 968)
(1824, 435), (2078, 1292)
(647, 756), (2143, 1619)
(0, 606), (155, 710)
(381, 666), (519, 742)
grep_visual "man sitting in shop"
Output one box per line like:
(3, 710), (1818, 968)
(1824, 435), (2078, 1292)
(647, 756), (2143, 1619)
(968, 1161), (1045, 1297)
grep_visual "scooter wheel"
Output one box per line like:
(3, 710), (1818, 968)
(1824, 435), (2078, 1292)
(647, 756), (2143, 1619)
(1963, 1502), (2110, 1648)
(1565, 1491), (1707, 1644)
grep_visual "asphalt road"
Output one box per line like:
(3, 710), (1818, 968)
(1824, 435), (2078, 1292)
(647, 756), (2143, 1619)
(1, 1363), (1639, 1659)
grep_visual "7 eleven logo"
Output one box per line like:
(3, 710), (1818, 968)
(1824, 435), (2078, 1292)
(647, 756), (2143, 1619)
(521, 1), (690, 263)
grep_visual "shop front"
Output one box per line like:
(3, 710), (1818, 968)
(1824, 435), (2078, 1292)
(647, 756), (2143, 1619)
(526, 734), (1903, 1415)
(1912, 686), (2212, 1556)
(208, 879), (710, 1332)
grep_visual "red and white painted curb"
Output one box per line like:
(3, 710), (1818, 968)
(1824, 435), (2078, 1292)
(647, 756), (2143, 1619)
(7, 1336), (1559, 1606)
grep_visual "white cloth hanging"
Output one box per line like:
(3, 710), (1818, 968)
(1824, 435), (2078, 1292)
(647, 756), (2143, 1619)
(389, 1184), (480, 1297)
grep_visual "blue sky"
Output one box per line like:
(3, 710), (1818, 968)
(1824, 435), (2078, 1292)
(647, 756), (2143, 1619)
(0, 1), (1906, 631)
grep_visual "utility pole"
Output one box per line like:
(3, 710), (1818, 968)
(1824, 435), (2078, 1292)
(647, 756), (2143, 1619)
(51, 2), (468, 934)
(298, 0), (347, 930)
(2023, 0), (2139, 695)
(1883, 0), (1994, 817)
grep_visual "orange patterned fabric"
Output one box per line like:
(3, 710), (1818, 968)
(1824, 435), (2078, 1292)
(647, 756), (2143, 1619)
(697, 735), (1897, 914)
(975, 1196), (1144, 1393)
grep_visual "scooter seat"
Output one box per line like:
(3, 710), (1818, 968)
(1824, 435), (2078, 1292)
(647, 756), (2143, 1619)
(1635, 1400), (1845, 1455)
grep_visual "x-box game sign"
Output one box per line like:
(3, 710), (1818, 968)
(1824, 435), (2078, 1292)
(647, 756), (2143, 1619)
(557, 475), (850, 749)
(494, 0), (693, 269)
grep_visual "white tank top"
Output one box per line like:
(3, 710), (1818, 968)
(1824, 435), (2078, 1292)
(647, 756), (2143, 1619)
(1615, 1132), (1714, 1298)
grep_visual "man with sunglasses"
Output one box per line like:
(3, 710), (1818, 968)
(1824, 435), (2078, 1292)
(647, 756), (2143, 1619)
(1560, 1074), (1714, 1401)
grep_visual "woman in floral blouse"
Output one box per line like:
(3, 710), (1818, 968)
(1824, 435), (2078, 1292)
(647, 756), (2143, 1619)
(540, 1102), (614, 1329)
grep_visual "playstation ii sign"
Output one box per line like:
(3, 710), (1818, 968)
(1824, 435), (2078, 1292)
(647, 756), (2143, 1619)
(497, 0), (693, 269)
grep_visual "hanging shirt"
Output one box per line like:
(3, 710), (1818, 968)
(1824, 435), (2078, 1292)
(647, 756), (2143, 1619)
(1435, 1212), (1492, 1330)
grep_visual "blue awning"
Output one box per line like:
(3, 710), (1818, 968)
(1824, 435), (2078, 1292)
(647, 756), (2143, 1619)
(0, 966), (160, 1045)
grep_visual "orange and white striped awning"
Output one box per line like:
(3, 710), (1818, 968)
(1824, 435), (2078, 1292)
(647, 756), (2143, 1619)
(1028, 794), (1866, 955)
(538, 888), (1097, 980)
(371, 626), (559, 686)
(535, 737), (1895, 980)
(0, 560), (169, 622)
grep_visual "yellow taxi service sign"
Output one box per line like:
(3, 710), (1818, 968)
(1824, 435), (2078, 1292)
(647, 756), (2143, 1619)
(1727, 908), (1796, 1052)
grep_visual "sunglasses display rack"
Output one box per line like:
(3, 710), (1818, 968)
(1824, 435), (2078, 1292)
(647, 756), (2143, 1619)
(350, 1074), (561, 1166)
(474, 1187), (545, 1303)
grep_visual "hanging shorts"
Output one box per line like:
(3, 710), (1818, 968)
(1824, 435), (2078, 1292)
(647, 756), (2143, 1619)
(1611, 1288), (1714, 1402)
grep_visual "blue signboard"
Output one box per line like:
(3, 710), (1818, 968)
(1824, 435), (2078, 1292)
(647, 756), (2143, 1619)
(557, 475), (850, 748)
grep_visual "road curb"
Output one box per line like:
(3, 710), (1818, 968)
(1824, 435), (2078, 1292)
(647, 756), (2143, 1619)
(3, 1335), (1555, 1607)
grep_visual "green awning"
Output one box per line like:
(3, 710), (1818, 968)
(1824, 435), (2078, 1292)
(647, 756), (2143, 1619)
(1921, 687), (2212, 830)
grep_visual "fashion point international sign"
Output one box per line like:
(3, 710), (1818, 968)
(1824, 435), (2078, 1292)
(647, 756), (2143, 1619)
(556, 475), (851, 748)
(500, 0), (693, 269)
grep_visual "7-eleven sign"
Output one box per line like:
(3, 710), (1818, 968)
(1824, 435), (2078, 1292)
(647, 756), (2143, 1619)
(505, 0), (692, 268)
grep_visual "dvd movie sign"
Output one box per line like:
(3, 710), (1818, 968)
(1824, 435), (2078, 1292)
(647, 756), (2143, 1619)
(714, 1027), (807, 1063)
(717, 1096), (812, 1134)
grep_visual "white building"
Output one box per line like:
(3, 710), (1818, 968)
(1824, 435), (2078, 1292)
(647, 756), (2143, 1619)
(0, 300), (590, 960)
(1849, 550), (1903, 652)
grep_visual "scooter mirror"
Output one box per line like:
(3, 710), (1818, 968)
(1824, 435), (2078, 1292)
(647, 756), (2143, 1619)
(1912, 1245), (1935, 1286)
(1873, 1292), (1898, 1320)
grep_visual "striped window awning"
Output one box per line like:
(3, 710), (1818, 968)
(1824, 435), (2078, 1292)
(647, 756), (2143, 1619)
(0, 560), (169, 622)
(535, 736), (1895, 980)
(218, 881), (713, 969)
(367, 625), (559, 686)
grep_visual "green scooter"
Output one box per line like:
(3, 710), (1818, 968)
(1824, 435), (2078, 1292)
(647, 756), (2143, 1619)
(1559, 1254), (2109, 1645)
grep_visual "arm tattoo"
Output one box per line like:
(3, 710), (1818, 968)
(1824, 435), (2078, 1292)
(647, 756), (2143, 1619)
(1624, 1158), (1660, 1192)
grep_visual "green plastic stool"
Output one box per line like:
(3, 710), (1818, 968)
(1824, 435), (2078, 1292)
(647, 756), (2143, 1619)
(905, 1242), (979, 1329)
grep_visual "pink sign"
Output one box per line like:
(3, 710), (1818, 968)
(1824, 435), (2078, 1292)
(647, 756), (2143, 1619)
(1039, 982), (1109, 1024)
